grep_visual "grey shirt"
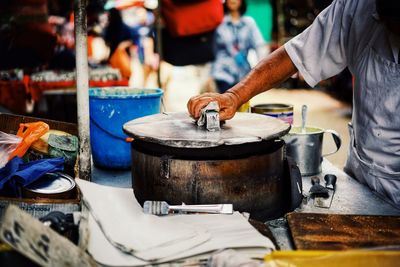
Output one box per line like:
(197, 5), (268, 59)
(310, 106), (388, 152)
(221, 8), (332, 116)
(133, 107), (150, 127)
(284, 0), (399, 87)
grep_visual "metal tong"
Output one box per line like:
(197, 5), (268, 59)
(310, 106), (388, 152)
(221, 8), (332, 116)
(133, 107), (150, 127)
(143, 201), (233, 215)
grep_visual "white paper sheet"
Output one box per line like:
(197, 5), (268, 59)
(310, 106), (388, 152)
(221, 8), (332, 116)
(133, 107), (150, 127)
(77, 180), (275, 266)
(77, 180), (210, 261)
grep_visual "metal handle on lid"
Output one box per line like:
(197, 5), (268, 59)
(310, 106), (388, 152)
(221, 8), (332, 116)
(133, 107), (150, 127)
(205, 111), (220, 132)
(197, 101), (221, 132)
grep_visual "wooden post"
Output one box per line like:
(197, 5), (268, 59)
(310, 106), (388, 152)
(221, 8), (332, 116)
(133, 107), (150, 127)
(74, 0), (91, 180)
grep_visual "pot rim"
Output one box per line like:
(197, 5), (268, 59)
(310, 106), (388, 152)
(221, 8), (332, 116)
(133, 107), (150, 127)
(131, 138), (285, 160)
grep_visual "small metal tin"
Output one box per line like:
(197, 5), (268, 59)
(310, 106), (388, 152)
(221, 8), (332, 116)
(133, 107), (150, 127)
(251, 103), (294, 124)
(22, 172), (76, 199)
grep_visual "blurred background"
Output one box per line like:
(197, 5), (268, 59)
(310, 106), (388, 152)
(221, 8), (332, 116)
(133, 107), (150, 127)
(0, 0), (352, 168)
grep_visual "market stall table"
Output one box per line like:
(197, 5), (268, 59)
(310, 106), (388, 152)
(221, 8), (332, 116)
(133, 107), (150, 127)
(92, 158), (400, 252)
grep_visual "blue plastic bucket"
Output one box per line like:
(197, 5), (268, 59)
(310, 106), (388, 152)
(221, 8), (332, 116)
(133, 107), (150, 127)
(89, 87), (163, 169)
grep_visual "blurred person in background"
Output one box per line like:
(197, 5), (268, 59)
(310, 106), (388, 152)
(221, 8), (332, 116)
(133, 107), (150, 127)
(48, 14), (76, 70)
(104, 8), (134, 79)
(188, 0), (400, 207)
(122, 6), (158, 87)
(104, 8), (133, 58)
(46, 0), (76, 70)
(211, 0), (267, 94)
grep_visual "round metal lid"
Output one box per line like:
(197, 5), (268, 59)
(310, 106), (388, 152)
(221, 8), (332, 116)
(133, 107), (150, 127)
(25, 173), (76, 195)
(123, 112), (291, 148)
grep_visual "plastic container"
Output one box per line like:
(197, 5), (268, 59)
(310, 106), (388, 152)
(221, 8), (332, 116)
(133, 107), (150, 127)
(89, 87), (163, 169)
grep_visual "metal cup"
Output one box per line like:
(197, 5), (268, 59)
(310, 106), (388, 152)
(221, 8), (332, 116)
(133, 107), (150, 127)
(283, 126), (341, 176)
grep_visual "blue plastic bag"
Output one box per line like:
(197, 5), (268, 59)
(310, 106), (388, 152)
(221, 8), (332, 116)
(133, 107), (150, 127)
(0, 157), (64, 192)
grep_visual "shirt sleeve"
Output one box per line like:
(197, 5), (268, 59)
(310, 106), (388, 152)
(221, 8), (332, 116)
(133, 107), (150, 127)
(284, 0), (358, 87)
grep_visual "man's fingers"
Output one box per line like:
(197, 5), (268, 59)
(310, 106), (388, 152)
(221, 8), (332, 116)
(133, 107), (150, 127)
(187, 93), (234, 120)
(187, 94), (215, 117)
(187, 97), (196, 116)
(187, 96), (202, 118)
(190, 97), (215, 119)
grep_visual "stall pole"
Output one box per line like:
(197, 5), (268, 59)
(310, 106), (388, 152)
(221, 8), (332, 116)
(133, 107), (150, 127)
(74, 0), (91, 180)
(155, 0), (163, 89)
(155, 0), (165, 111)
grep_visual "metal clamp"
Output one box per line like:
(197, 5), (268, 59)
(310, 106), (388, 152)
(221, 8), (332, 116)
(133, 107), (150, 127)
(197, 101), (221, 132)
(205, 110), (220, 132)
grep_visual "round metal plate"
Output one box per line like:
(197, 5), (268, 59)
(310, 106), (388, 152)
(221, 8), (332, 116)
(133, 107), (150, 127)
(25, 173), (76, 195)
(123, 112), (291, 148)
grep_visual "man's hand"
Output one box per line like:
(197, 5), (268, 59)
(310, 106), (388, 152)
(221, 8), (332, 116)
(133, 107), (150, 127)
(187, 92), (241, 121)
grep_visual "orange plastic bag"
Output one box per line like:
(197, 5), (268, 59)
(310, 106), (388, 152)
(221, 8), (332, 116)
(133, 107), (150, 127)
(8, 122), (49, 159)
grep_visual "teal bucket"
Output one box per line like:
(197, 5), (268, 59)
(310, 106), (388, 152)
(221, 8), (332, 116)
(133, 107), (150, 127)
(89, 87), (163, 169)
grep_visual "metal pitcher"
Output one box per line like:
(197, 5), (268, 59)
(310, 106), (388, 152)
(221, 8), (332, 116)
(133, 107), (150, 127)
(283, 126), (342, 176)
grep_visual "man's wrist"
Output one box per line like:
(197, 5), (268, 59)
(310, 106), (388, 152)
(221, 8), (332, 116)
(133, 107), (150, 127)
(225, 90), (243, 109)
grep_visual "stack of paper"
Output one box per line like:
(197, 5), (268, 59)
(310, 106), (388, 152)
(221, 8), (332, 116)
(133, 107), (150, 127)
(77, 180), (275, 266)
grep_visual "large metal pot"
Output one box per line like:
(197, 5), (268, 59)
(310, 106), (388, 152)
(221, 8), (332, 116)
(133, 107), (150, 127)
(124, 112), (302, 220)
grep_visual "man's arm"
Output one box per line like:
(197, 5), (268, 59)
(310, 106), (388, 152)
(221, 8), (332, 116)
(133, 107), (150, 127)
(187, 46), (297, 120)
(229, 46), (297, 107)
(188, 0), (357, 120)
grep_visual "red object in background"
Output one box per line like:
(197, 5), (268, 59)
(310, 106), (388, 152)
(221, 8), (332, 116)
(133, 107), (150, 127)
(29, 79), (130, 102)
(114, 0), (145, 10)
(0, 76), (30, 114)
(0, 81), (28, 114)
(104, 0), (145, 10)
(162, 0), (224, 37)
(88, 35), (94, 58)
(29, 80), (75, 101)
(0, 78), (129, 114)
